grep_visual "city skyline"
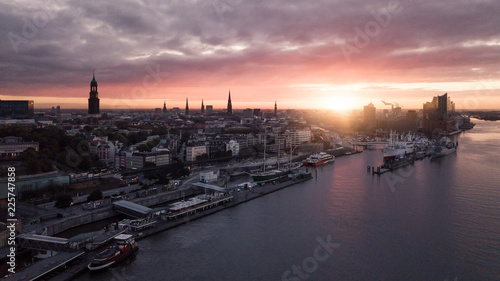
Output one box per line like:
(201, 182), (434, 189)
(1, 0), (500, 111)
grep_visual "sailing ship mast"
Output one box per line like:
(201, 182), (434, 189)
(263, 130), (266, 173)
(277, 134), (280, 170)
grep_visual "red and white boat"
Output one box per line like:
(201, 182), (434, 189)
(88, 234), (138, 270)
(303, 152), (335, 166)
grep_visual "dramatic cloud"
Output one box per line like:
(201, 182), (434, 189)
(1, 0), (499, 110)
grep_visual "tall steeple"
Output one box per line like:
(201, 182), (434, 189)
(88, 70), (100, 115)
(227, 90), (232, 115)
(185, 97), (189, 115)
(201, 99), (205, 114)
(163, 100), (167, 113)
(274, 100), (277, 117)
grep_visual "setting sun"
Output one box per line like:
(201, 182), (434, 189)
(326, 94), (358, 112)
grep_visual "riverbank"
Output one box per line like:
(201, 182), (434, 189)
(5, 172), (312, 281)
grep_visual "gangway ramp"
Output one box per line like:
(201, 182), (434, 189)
(17, 234), (70, 252)
(113, 200), (152, 218)
(192, 182), (234, 193)
(7, 251), (85, 281)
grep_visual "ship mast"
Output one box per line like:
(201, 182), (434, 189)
(277, 134), (280, 170)
(263, 128), (266, 173)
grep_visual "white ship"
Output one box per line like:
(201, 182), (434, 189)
(383, 131), (415, 161)
(303, 152), (335, 166)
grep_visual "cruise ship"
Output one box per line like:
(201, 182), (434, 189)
(303, 152), (335, 166)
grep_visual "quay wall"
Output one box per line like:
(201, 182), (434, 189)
(45, 189), (197, 236)
(8, 177), (312, 281)
(132, 176), (313, 241)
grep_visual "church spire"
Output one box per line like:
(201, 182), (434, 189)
(201, 99), (205, 114)
(274, 100), (277, 117)
(185, 97), (189, 115)
(227, 90), (232, 115)
(88, 71), (99, 115)
(163, 100), (167, 113)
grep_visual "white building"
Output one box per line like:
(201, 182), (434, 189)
(89, 136), (116, 166)
(235, 134), (258, 148)
(289, 129), (311, 146)
(200, 170), (219, 183)
(186, 143), (208, 162)
(226, 140), (240, 156)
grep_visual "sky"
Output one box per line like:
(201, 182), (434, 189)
(1, 0), (500, 111)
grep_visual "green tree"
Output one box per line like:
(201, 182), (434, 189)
(79, 155), (93, 171)
(116, 121), (128, 130)
(254, 144), (264, 152)
(151, 126), (169, 136)
(54, 195), (73, 208)
(146, 139), (159, 150)
(112, 134), (128, 146)
(196, 153), (209, 161)
(83, 126), (93, 133)
(26, 159), (42, 174)
(87, 189), (103, 202)
(239, 147), (254, 157)
(137, 144), (149, 152)
(145, 168), (169, 185)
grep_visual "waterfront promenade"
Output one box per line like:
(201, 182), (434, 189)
(4, 168), (313, 281)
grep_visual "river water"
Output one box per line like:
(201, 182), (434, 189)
(77, 119), (500, 281)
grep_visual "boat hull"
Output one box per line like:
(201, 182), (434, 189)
(88, 246), (138, 271)
(383, 149), (414, 161)
(303, 153), (334, 167)
(88, 261), (116, 271)
(303, 158), (334, 167)
(431, 147), (456, 158)
(251, 170), (289, 183)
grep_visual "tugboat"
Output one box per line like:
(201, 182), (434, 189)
(88, 234), (139, 270)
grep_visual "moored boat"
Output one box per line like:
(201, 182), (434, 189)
(383, 131), (415, 161)
(251, 169), (289, 184)
(303, 152), (335, 166)
(431, 137), (457, 158)
(88, 234), (138, 271)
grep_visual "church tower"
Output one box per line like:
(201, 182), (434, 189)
(88, 71), (100, 115)
(227, 90), (232, 115)
(163, 100), (167, 113)
(274, 100), (277, 117)
(201, 99), (205, 114)
(185, 97), (189, 115)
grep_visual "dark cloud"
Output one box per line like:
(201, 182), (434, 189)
(1, 0), (499, 106)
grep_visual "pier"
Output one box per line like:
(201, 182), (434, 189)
(371, 157), (415, 175)
(17, 234), (70, 252)
(9, 251), (86, 281)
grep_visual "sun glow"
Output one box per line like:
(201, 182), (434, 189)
(326, 94), (357, 112)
